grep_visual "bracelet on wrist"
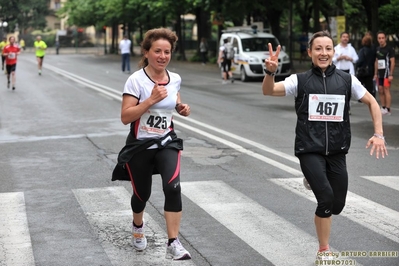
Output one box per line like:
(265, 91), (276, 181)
(373, 133), (384, 140)
(263, 68), (276, 76)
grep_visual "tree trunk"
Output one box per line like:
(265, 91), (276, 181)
(265, 9), (283, 40)
(176, 14), (186, 61)
(195, 7), (211, 53)
(370, 0), (379, 44)
(313, 0), (320, 32)
(110, 22), (118, 54)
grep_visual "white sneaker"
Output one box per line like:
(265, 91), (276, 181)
(132, 221), (147, 251)
(165, 238), (191, 260)
(303, 177), (312, 190)
(382, 108), (391, 116)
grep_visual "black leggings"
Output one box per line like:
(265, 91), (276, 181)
(298, 153), (348, 218)
(126, 148), (182, 213)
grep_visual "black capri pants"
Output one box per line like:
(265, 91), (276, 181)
(126, 148), (182, 213)
(297, 153), (348, 218)
(221, 59), (232, 73)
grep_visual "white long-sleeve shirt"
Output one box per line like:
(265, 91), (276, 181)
(333, 43), (358, 75)
(119, 39), (131, 54)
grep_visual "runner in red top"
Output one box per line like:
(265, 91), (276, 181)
(3, 36), (21, 90)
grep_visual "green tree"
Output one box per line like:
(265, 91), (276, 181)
(57, 0), (398, 59)
(0, 0), (49, 34)
(378, 0), (399, 35)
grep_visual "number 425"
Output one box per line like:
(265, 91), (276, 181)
(146, 115), (167, 129)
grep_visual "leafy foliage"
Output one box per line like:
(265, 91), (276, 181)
(0, 0), (49, 33)
(378, 0), (399, 35)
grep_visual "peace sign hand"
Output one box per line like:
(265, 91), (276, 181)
(264, 43), (281, 73)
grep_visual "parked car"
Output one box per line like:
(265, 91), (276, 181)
(219, 29), (291, 81)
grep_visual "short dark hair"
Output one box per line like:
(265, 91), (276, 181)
(308, 31), (334, 50)
(377, 31), (386, 37)
(340, 32), (349, 37)
(223, 39), (228, 44)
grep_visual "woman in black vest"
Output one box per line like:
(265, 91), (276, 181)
(261, 31), (387, 262)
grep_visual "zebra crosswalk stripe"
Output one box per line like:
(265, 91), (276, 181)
(360, 176), (399, 192)
(270, 177), (399, 244)
(72, 186), (195, 266)
(0, 192), (35, 266)
(182, 180), (325, 266)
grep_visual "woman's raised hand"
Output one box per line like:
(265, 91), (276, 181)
(264, 43), (281, 72)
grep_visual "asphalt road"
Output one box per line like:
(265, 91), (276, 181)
(0, 52), (398, 266)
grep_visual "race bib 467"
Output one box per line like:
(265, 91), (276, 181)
(308, 94), (345, 122)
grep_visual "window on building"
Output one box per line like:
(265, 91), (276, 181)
(54, 0), (61, 10)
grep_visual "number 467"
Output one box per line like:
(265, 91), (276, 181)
(316, 102), (338, 115)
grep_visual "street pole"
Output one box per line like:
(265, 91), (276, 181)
(73, 28), (78, 53)
(103, 26), (107, 54)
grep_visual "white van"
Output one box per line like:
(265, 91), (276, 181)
(219, 30), (291, 81)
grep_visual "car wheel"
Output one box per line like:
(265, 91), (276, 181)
(240, 66), (249, 82)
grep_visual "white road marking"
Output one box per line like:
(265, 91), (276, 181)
(360, 176), (399, 192)
(174, 120), (303, 176)
(182, 180), (326, 266)
(0, 192), (35, 266)
(72, 186), (195, 266)
(0, 131), (127, 144)
(176, 116), (299, 163)
(270, 178), (399, 244)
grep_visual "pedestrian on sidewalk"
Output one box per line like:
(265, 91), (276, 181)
(374, 31), (395, 115)
(356, 34), (376, 97)
(333, 32), (358, 113)
(298, 32), (308, 64)
(333, 32), (358, 75)
(261, 31), (387, 263)
(199, 37), (208, 65)
(119, 35), (131, 73)
(112, 27), (192, 260)
(3, 36), (21, 90)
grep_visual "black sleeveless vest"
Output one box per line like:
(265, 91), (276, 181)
(294, 65), (352, 156)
